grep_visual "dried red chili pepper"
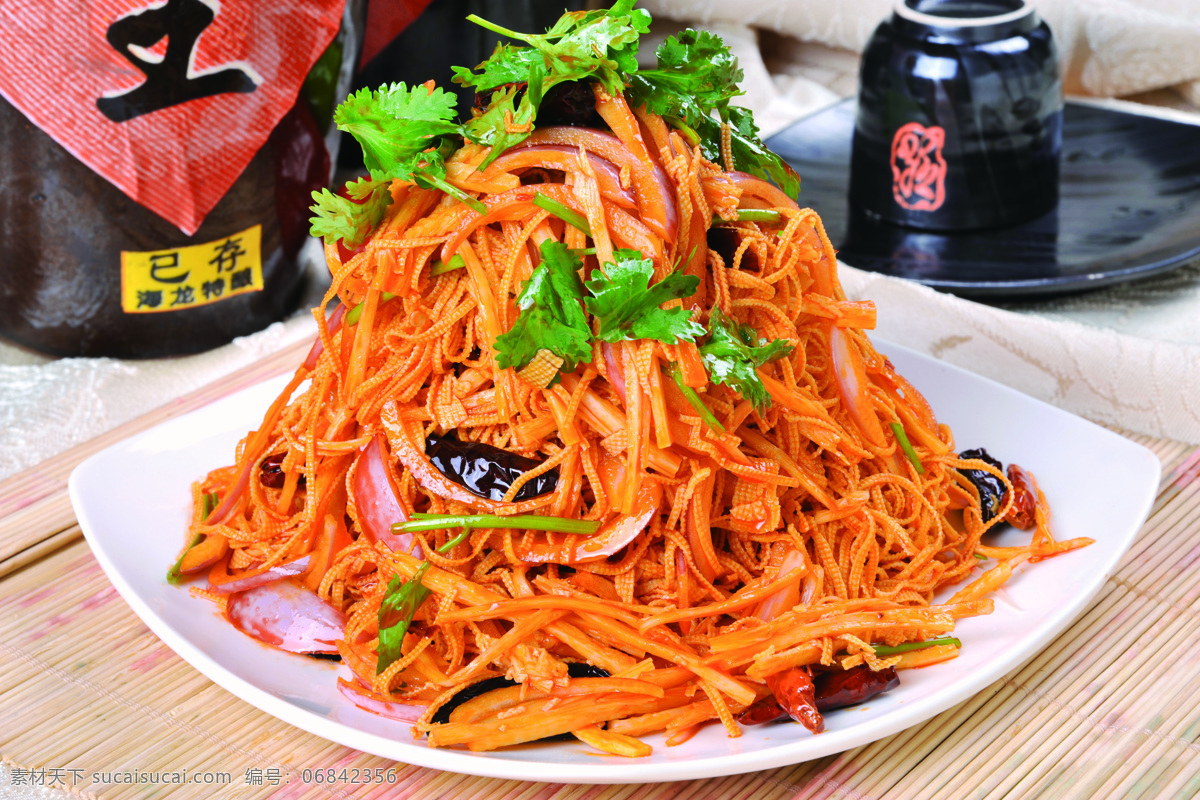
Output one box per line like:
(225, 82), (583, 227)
(259, 452), (305, 490)
(766, 668), (824, 733)
(1004, 464), (1038, 530)
(814, 664), (900, 711)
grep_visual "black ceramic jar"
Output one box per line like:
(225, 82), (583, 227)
(849, 0), (1062, 231)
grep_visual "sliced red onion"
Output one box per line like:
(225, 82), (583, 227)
(210, 554), (312, 595)
(575, 456), (661, 562)
(226, 580), (346, 654)
(303, 303), (348, 370)
(206, 462), (253, 528)
(574, 501), (658, 562)
(829, 324), (887, 448)
(726, 171), (799, 211)
(753, 549), (807, 622)
(338, 679), (427, 723)
(354, 436), (421, 557)
(521, 127), (678, 243)
(489, 145), (637, 209)
(602, 342), (626, 405)
(647, 158), (678, 238)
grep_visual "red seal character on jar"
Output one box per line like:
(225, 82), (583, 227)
(890, 122), (947, 212)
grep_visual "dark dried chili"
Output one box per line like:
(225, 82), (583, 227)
(958, 447), (1006, 523)
(742, 664), (902, 727)
(431, 663), (608, 726)
(813, 664), (899, 712)
(1004, 464), (1038, 530)
(259, 452), (304, 490)
(426, 433), (558, 502)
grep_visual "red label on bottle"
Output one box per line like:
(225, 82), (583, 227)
(0, 0), (343, 235)
(890, 122), (947, 212)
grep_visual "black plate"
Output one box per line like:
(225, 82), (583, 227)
(765, 99), (1200, 298)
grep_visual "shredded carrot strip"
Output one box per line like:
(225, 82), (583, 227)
(184, 93), (1075, 756)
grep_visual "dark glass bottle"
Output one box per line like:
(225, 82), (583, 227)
(850, 0), (1062, 231)
(0, 95), (329, 359)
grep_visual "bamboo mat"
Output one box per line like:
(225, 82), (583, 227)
(2, 388), (1200, 798)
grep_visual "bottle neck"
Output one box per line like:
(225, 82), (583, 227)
(892, 0), (1039, 44)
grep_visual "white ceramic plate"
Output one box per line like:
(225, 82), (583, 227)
(69, 340), (1160, 784)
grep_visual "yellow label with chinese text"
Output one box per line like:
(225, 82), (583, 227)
(120, 225), (263, 313)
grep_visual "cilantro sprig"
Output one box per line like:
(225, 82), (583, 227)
(698, 308), (793, 411)
(309, 176), (393, 251)
(628, 30), (799, 199)
(585, 251), (704, 344)
(459, 2), (648, 94)
(311, 3), (797, 249)
(309, 82), (486, 249)
(494, 241), (593, 379)
(496, 244), (706, 384)
(453, 2), (650, 167)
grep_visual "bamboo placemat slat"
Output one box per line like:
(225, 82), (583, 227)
(1, 432), (1196, 799)
(0, 338), (311, 576)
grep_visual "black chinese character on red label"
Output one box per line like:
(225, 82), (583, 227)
(209, 236), (247, 273)
(97, 0), (258, 123)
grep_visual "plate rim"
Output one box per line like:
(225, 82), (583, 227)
(67, 339), (1161, 784)
(765, 97), (1200, 297)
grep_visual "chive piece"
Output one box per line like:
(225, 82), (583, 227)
(668, 364), (725, 432)
(166, 533), (204, 586)
(871, 637), (961, 657)
(166, 492), (222, 585)
(464, 13), (525, 41)
(346, 292), (397, 325)
(421, 171), (487, 213)
(533, 193), (592, 235)
(568, 247), (597, 257)
(393, 513), (601, 535)
(974, 552), (988, 561)
(202, 492), (219, 520)
(665, 116), (701, 147)
(735, 209), (782, 223)
(430, 255), (466, 276)
(375, 529), (471, 675)
(890, 422), (925, 474)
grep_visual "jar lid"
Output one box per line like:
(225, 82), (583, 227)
(893, 0), (1040, 44)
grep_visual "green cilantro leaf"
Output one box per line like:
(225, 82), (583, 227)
(451, 46), (541, 93)
(461, 66), (543, 168)
(455, 2), (649, 163)
(634, 29), (743, 116)
(494, 241), (593, 380)
(461, 3), (648, 95)
(335, 83), (460, 176)
(310, 83), (486, 245)
(698, 308), (793, 410)
(336, 85), (486, 213)
(628, 31), (800, 200)
(584, 250), (704, 344)
(308, 177), (393, 250)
